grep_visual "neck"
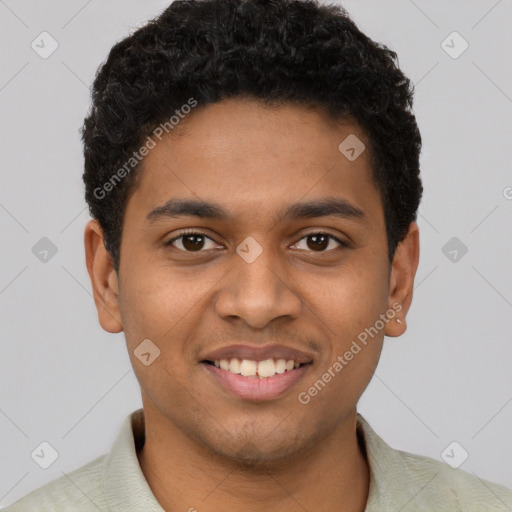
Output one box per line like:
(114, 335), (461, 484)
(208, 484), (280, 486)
(136, 406), (370, 512)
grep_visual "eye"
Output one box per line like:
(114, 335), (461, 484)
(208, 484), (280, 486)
(293, 232), (347, 252)
(165, 230), (221, 252)
(165, 230), (348, 254)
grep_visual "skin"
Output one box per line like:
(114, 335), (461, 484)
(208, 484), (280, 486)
(85, 97), (419, 512)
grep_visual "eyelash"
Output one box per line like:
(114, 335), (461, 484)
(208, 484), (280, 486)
(165, 229), (348, 253)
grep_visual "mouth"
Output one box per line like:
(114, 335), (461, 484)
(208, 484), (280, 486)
(203, 357), (309, 378)
(199, 345), (314, 401)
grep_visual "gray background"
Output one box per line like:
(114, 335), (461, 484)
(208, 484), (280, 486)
(1, 0), (511, 506)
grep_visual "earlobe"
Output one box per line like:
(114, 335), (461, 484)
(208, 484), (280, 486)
(84, 219), (123, 333)
(385, 221), (419, 338)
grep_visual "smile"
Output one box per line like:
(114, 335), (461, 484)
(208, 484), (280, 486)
(201, 359), (312, 401)
(208, 357), (302, 378)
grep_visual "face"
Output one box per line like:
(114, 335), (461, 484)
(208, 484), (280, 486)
(85, 98), (418, 464)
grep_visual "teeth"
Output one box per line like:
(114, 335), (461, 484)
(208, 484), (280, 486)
(257, 359), (276, 378)
(240, 359), (257, 377)
(212, 358), (303, 378)
(275, 359), (287, 373)
(229, 358), (241, 374)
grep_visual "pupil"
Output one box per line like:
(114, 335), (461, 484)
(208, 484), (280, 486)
(183, 234), (204, 251)
(308, 234), (328, 251)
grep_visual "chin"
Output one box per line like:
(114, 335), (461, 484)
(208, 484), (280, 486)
(205, 431), (307, 469)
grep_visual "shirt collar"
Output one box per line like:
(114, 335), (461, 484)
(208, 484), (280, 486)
(356, 413), (426, 511)
(102, 408), (434, 511)
(103, 409), (164, 511)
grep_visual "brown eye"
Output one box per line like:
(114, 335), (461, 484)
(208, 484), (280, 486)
(181, 234), (206, 251)
(294, 233), (345, 252)
(306, 234), (330, 251)
(166, 231), (220, 252)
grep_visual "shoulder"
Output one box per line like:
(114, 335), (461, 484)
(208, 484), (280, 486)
(357, 414), (512, 511)
(1, 454), (107, 512)
(392, 446), (512, 511)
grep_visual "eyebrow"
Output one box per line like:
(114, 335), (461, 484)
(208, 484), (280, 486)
(145, 197), (366, 224)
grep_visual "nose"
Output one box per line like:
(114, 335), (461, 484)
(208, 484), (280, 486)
(214, 243), (302, 329)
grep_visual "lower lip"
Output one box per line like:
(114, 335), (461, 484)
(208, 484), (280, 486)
(201, 362), (311, 401)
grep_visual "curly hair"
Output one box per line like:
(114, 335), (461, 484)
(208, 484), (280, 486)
(82, 0), (422, 274)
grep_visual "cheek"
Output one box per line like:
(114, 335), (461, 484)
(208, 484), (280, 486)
(117, 264), (219, 362)
(117, 271), (200, 406)
(315, 256), (389, 329)
(310, 255), (389, 371)
(300, 274), (387, 411)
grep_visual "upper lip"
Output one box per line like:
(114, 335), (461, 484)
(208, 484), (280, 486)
(200, 344), (314, 364)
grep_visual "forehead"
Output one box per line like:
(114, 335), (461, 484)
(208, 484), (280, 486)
(126, 98), (383, 227)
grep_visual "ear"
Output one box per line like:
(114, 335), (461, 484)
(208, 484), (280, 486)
(84, 219), (123, 333)
(385, 221), (420, 337)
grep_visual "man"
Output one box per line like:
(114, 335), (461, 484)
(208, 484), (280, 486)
(4, 0), (512, 510)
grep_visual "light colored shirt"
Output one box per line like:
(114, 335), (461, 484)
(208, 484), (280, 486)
(3, 408), (512, 511)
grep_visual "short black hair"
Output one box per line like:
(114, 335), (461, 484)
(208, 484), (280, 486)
(82, 0), (422, 274)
